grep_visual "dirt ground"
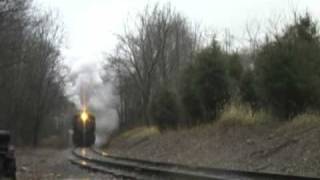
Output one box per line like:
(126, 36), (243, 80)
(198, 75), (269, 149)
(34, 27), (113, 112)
(106, 121), (320, 178)
(15, 148), (116, 180)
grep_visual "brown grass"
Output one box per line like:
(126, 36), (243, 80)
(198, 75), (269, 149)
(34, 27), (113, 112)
(217, 102), (273, 126)
(290, 111), (320, 128)
(120, 126), (160, 139)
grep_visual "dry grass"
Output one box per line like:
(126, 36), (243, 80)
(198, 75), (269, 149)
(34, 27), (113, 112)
(290, 111), (320, 127)
(217, 103), (273, 126)
(120, 126), (160, 139)
(116, 105), (320, 140)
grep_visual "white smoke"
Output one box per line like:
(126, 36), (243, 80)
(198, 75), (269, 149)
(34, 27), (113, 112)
(67, 62), (118, 146)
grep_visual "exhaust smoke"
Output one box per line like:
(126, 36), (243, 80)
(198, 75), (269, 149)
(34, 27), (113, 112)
(68, 62), (118, 147)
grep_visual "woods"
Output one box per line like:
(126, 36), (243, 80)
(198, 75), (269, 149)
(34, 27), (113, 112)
(105, 4), (320, 131)
(0, 0), (72, 146)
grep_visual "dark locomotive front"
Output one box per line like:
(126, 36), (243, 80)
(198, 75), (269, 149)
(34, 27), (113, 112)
(72, 109), (96, 147)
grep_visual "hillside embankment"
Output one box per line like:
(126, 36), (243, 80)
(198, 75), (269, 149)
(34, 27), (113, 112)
(105, 108), (320, 178)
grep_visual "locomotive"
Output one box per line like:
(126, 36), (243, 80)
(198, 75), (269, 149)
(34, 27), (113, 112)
(72, 108), (96, 147)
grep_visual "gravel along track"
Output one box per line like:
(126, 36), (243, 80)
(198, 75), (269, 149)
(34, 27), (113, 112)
(71, 148), (319, 180)
(16, 148), (118, 180)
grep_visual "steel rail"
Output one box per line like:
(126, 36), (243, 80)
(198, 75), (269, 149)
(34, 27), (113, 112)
(71, 147), (320, 179)
(72, 148), (226, 180)
(88, 148), (319, 180)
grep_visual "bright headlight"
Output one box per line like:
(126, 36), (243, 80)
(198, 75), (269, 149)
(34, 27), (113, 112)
(80, 111), (89, 123)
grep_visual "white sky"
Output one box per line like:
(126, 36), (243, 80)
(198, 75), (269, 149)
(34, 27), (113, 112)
(34, 0), (320, 71)
(33, 0), (320, 107)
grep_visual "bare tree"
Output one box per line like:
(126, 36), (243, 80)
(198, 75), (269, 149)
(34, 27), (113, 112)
(0, 0), (71, 146)
(105, 3), (200, 128)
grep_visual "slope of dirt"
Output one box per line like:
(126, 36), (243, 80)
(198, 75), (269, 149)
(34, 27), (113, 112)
(105, 121), (320, 178)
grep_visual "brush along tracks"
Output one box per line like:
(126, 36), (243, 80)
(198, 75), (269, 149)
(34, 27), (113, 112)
(70, 148), (318, 180)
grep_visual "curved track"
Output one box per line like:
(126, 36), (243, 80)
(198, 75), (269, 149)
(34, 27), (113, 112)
(70, 148), (319, 180)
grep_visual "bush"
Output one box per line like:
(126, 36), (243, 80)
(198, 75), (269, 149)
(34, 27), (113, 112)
(181, 39), (230, 123)
(180, 65), (203, 123)
(226, 53), (243, 82)
(226, 53), (243, 97)
(240, 70), (260, 109)
(255, 13), (320, 119)
(151, 88), (180, 130)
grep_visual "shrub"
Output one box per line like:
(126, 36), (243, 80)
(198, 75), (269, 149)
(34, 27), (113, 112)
(181, 39), (230, 123)
(240, 70), (260, 109)
(226, 53), (243, 97)
(255, 13), (320, 119)
(180, 65), (203, 124)
(151, 88), (180, 130)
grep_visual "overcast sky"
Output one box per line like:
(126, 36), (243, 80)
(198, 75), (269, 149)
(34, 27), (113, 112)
(34, 0), (320, 71)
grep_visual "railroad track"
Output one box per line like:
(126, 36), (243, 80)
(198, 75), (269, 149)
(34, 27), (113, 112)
(70, 148), (319, 180)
